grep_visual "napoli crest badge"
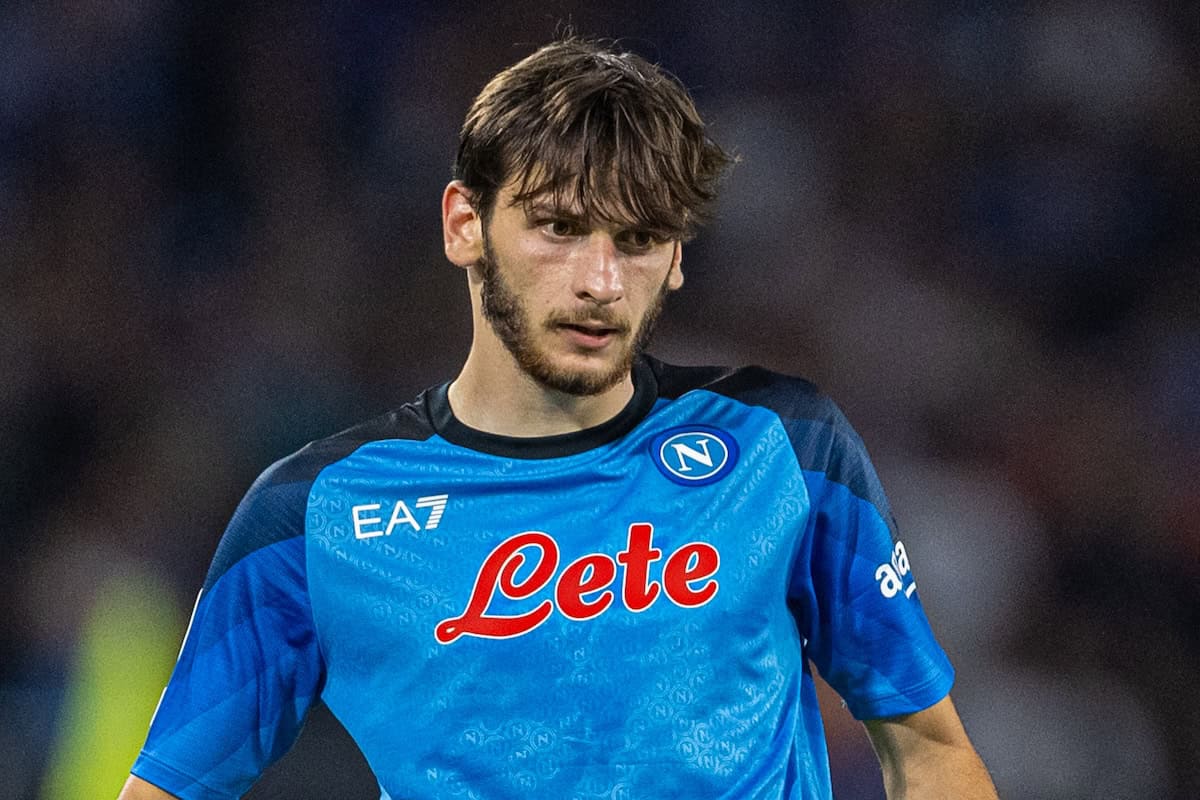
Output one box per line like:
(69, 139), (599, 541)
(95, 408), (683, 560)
(650, 425), (739, 486)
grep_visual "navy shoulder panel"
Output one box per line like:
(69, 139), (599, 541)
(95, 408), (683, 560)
(647, 357), (832, 424)
(202, 397), (436, 590)
(645, 356), (739, 400)
(648, 357), (891, 521)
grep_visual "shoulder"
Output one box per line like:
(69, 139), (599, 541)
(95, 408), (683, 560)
(646, 355), (850, 430)
(645, 355), (884, 502)
(264, 395), (437, 487)
(202, 393), (438, 590)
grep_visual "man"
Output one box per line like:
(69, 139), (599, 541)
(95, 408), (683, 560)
(121, 37), (997, 799)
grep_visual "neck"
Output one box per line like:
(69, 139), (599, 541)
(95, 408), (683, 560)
(448, 346), (635, 437)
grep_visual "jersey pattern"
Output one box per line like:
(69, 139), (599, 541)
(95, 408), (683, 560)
(132, 357), (953, 800)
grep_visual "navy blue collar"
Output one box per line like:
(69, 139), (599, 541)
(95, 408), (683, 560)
(426, 358), (657, 459)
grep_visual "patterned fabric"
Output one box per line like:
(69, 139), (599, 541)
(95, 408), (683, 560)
(132, 357), (953, 799)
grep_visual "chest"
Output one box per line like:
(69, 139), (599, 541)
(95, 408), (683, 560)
(305, 421), (811, 662)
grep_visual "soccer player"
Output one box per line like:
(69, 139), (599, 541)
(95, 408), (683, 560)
(120, 37), (997, 800)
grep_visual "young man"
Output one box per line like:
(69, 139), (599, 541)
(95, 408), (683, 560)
(121, 38), (997, 800)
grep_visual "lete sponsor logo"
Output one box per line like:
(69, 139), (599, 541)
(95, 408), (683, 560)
(434, 523), (720, 644)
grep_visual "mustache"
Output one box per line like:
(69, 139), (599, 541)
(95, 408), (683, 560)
(544, 308), (632, 335)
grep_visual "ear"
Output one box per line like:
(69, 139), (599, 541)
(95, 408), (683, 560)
(443, 181), (483, 268)
(667, 241), (684, 290)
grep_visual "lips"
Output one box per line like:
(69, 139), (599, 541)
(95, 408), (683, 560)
(556, 322), (624, 349)
(561, 323), (620, 336)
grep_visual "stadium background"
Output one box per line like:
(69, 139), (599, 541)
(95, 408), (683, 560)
(2, 2), (1196, 798)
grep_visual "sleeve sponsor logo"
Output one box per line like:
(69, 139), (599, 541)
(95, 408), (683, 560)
(875, 541), (917, 599)
(649, 426), (739, 486)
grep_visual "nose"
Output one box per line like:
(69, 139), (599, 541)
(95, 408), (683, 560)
(574, 233), (624, 305)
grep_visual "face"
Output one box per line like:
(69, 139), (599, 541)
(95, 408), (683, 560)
(476, 191), (682, 396)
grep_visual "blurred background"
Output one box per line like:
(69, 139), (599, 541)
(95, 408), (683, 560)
(2, 1), (1197, 798)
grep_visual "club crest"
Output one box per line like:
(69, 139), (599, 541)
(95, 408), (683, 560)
(650, 425), (738, 486)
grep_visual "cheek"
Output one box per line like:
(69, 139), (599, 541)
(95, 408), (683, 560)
(491, 240), (560, 295)
(630, 257), (677, 298)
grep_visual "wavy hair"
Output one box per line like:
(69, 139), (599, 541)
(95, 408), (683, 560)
(454, 38), (734, 241)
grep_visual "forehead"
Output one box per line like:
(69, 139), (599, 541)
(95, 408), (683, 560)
(499, 173), (677, 234)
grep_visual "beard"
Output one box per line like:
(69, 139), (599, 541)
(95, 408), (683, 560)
(478, 236), (669, 396)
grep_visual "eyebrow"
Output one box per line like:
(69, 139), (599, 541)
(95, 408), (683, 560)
(519, 196), (680, 240)
(524, 200), (582, 216)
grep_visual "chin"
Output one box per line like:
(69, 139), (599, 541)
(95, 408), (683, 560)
(526, 349), (633, 397)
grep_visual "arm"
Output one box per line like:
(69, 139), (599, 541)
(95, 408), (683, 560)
(117, 775), (180, 800)
(123, 459), (326, 798)
(864, 695), (998, 799)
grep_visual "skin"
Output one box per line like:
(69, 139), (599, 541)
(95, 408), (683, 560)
(117, 775), (175, 800)
(865, 695), (999, 799)
(119, 179), (996, 800)
(442, 179), (683, 437)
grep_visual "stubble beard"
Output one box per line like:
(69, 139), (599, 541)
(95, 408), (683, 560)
(478, 237), (669, 397)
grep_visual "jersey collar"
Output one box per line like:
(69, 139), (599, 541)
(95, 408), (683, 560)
(426, 357), (658, 459)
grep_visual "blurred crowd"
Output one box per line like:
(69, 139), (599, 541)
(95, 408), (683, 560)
(2, 2), (1196, 798)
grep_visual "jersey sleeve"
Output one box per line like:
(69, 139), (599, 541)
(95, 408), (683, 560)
(786, 400), (954, 721)
(131, 459), (325, 799)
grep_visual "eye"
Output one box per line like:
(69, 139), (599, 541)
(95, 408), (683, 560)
(619, 229), (658, 251)
(538, 218), (582, 238)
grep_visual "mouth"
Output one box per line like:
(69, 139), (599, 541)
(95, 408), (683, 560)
(556, 322), (625, 349)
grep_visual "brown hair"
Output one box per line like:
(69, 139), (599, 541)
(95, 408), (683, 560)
(454, 37), (734, 241)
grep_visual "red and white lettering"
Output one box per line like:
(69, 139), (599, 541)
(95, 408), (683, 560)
(434, 531), (558, 644)
(663, 543), (720, 607)
(434, 523), (721, 644)
(616, 522), (662, 612)
(555, 554), (617, 620)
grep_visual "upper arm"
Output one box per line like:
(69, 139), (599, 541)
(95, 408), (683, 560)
(129, 466), (325, 798)
(864, 695), (997, 799)
(118, 775), (180, 800)
(784, 402), (954, 719)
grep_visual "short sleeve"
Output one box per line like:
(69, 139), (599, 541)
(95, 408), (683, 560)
(786, 402), (954, 720)
(130, 462), (325, 799)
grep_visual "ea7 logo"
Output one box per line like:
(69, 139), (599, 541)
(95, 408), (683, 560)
(352, 494), (449, 539)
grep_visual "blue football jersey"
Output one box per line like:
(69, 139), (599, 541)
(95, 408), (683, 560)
(132, 357), (953, 799)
